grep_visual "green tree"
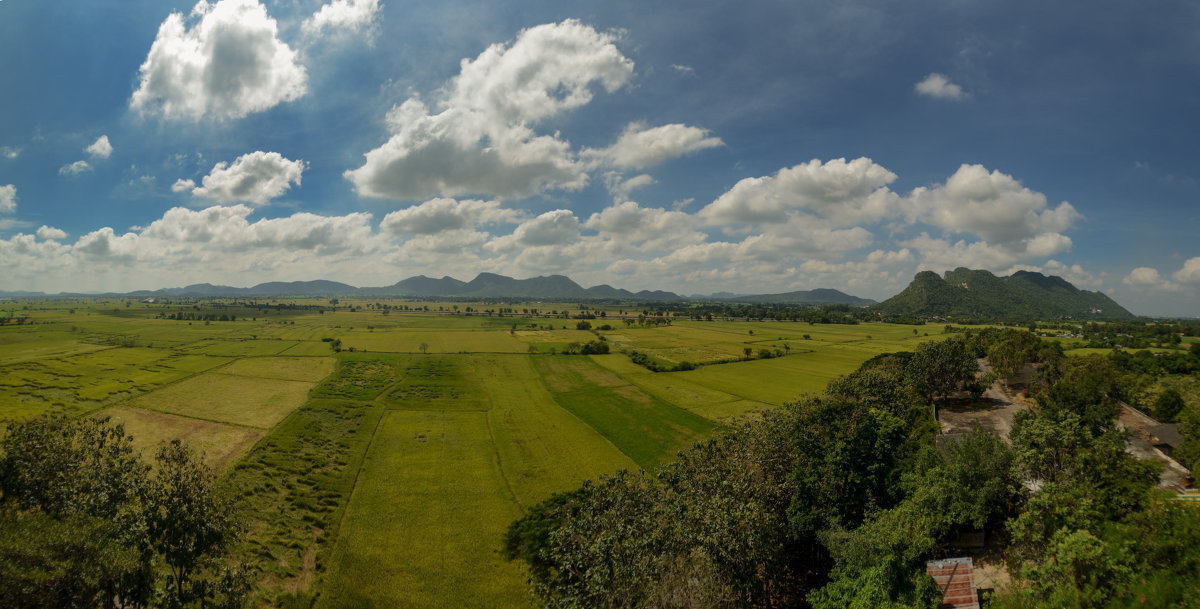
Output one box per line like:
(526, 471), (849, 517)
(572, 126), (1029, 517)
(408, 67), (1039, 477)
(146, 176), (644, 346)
(1153, 387), (1186, 422)
(905, 338), (977, 418)
(143, 440), (243, 608)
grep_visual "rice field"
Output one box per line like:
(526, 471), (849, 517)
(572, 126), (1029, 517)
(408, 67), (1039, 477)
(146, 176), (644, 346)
(0, 298), (945, 606)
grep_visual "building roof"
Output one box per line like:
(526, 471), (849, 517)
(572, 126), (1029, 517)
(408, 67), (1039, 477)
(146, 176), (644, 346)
(1150, 423), (1183, 448)
(926, 557), (979, 609)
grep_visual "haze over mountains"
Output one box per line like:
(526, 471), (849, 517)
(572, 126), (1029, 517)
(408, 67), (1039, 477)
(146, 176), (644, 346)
(0, 268), (1140, 318)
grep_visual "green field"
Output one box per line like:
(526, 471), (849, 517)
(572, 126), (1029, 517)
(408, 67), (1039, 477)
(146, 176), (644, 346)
(0, 299), (942, 606)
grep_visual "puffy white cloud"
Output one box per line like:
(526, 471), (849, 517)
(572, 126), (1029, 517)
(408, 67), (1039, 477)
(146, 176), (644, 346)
(380, 198), (517, 235)
(510, 209), (581, 246)
(345, 20), (634, 200)
(699, 157), (899, 226)
(584, 122), (722, 169)
(130, 0), (307, 121)
(915, 73), (967, 100)
(86, 135), (112, 159)
(303, 0), (380, 35)
(59, 160), (92, 176)
(192, 151), (305, 205)
(907, 164), (1081, 246)
(1174, 257), (1200, 284)
(584, 201), (704, 251)
(36, 225), (68, 241)
(0, 184), (15, 213)
(1123, 267), (1180, 291)
(0, 147), (19, 160)
(172, 178), (196, 193)
(487, 209), (581, 251)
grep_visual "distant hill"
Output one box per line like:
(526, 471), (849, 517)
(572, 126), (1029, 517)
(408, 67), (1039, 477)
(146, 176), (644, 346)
(875, 267), (1132, 319)
(736, 288), (876, 306)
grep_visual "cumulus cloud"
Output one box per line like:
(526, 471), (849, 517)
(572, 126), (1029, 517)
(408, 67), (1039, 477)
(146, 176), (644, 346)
(172, 178), (196, 193)
(345, 19), (634, 200)
(585, 122), (722, 170)
(487, 209), (581, 252)
(36, 226), (68, 241)
(915, 73), (967, 100)
(0, 184), (15, 213)
(303, 0), (380, 35)
(1174, 257), (1200, 284)
(59, 161), (92, 176)
(907, 164), (1080, 248)
(192, 151), (305, 205)
(584, 201), (704, 251)
(380, 198), (517, 235)
(0, 147), (19, 160)
(86, 135), (113, 159)
(1123, 267), (1180, 291)
(130, 0), (307, 121)
(699, 157), (899, 227)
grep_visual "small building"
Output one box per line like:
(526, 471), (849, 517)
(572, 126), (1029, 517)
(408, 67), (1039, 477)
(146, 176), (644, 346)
(1149, 423), (1183, 458)
(926, 557), (979, 609)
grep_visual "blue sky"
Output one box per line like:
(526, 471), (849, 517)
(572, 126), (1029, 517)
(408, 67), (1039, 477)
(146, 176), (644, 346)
(0, 0), (1197, 316)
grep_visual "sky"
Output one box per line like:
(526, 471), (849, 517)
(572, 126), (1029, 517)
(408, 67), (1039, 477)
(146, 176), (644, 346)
(0, 0), (1197, 316)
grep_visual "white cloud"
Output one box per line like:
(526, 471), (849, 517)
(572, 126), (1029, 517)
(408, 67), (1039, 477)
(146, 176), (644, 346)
(907, 164), (1081, 247)
(345, 20), (634, 200)
(488, 209), (581, 251)
(699, 157), (899, 227)
(172, 178), (197, 193)
(602, 172), (655, 201)
(585, 122), (722, 170)
(0, 184), (15, 213)
(86, 135), (113, 159)
(0, 147), (19, 160)
(130, 0), (307, 121)
(36, 225), (68, 241)
(192, 151), (305, 205)
(380, 198), (517, 235)
(915, 73), (967, 100)
(59, 160), (92, 176)
(1123, 267), (1180, 291)
(583, 201), (704, 251)
(1174, 257), (1200, 284)
(303, 0), (380, 35)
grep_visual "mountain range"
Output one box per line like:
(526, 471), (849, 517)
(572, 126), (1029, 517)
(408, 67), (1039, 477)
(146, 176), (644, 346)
(875, 267), (1133, 319)
(0, 269), (1136, 318)
(0, 273), (871, 305)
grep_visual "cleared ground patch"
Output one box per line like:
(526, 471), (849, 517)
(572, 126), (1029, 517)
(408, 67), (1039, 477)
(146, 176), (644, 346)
(101, 405), (263, 472)
(319, 410), (529, 609)
(126, 371), (314, 429)
(533, 355), (717, 469)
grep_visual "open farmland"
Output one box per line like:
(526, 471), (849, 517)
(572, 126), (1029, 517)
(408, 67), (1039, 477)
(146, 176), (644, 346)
(0, 298), (943, 606)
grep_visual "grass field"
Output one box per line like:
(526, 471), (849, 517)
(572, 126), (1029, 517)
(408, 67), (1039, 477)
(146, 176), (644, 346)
(125, 371), (315, 429)
(533, 355), (717, 469)
(0, 299), (952, 607)
(318, 410), (530, 609)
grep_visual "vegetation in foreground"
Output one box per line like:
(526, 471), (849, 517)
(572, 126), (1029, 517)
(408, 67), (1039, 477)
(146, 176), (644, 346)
(504, 331), (1200, 608)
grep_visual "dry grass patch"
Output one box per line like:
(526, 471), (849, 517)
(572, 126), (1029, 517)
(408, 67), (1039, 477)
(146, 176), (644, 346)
(100, 405), (263, 472)
(127, 372), (314, 429)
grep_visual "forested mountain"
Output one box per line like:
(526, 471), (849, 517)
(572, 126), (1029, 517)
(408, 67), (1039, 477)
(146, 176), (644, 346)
(875, 268), (1132, 319)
